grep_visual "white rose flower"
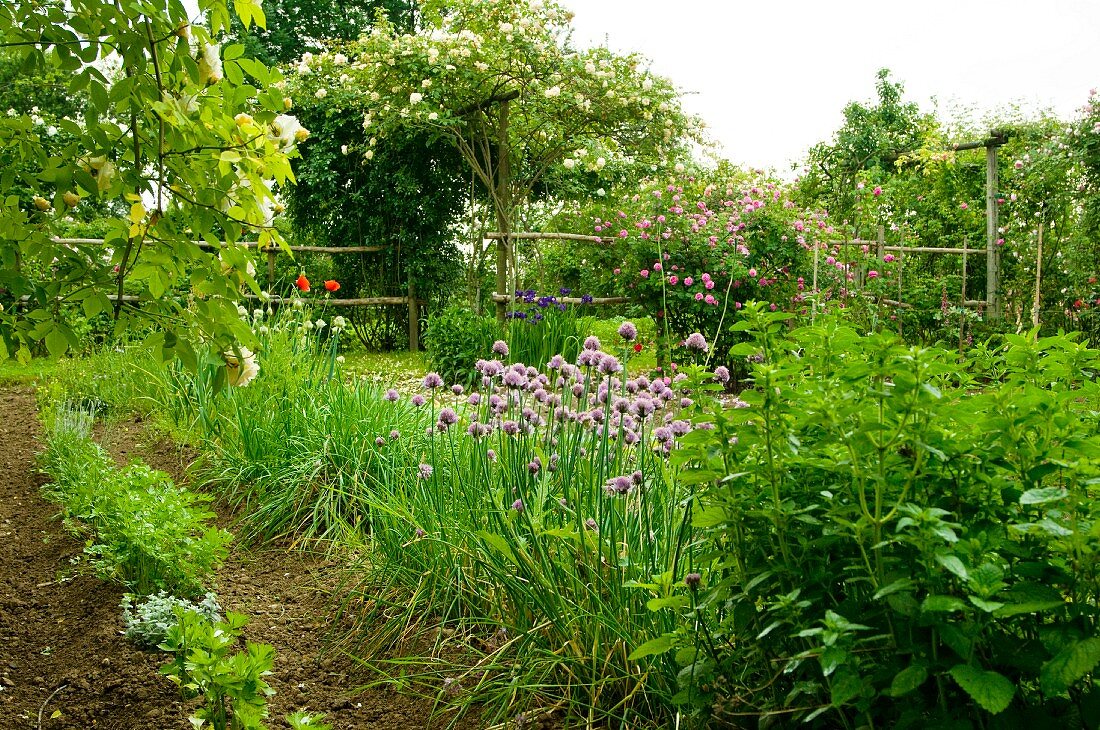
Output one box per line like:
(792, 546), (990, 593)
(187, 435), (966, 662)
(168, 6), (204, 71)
(333, 53), (347, 65)
(198, 44), (222, 85)
(341, 144), (349, 155)
(642, 78), (653, 91)
(563, 158), (575, 170)
(297, 63), (311, 75)
(315, 88), (327, 99)
(410, 92), (423, 103)
(224, 347), (260, 387)
(500, 22), (513, 33)
(365, 149), (374, 160)
(544, 85), (561, 98)
(675, 162), (686, 173)
(596, 157), (606, 169)
(421, 79), (431, 88)
(428, 112), (439, 121)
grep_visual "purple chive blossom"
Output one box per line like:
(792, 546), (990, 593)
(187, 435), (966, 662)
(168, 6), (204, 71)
(547, 354), (564, 370)
(634, 397), (656, 418)
(492, 340), (509, 356)
(418, 463), (433, 479)
(584, 517), (598, 531)
(415, 527), (427, 538)
(423, 372), (444, 389)
(684, 332), (708, 352)
(684, 573), (702, 589)
(671, 420), (692, 436)
(583, 335), (601, 351)
(654, 426), (674, 443)
(384, 389), (399, 402)
(512, 499), (525, 512)
(571, 383), (585, 398)
(528, 458), (541, 475)
(439, 407), (458, 426)
(451, 384), (465, 396)
(390, 429), (401, 440)
(680, 397), (694, 408)
(468, 393), (481, 406)
(486, 449), (497, 462)
(598, 355), (622, 375)
(713, 366), (731, 384)
(632, 470), (644, 485)
(375, 436), (386, 446)
(411, 394), (426, 408)
(624, 430), (639, 445)
(617, 321), (638, 341)
(502, 421), (520, 436)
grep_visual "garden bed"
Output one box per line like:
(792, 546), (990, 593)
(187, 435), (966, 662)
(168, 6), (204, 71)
(0, 386), (482, 730)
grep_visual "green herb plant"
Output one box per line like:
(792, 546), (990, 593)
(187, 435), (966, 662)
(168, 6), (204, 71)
(657, 302), (1100, 727)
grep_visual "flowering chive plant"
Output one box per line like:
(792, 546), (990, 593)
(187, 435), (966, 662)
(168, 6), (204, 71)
(344, 326), (728, 724)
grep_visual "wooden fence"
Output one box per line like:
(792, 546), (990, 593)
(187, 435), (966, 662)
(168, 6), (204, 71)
(50, 237), (426, 351)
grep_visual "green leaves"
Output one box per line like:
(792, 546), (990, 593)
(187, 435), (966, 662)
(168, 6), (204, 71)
(949, 665), (1015, 714)
(1040, 638), (1100, 697)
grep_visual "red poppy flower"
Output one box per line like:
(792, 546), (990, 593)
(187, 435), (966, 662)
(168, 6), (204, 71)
(324, 279), (340, 292)
(295, 273), (310, 292)
(633, 343), (643, 353)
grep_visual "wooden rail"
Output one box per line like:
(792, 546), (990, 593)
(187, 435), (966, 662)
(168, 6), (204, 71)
(485, 232), (615, 244)
(491, 293), (631, 306)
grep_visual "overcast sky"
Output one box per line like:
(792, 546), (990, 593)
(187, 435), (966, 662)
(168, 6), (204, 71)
(563, 0), (1100, 171)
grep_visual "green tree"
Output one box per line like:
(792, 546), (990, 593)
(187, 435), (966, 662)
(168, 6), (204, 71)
(0, 0), (299, 366)
(229, 0), (417, 66)
(310, 0), (697, 319)
(799, 68), (936, 233)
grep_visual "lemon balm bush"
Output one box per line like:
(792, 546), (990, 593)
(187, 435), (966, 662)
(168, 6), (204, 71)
(41, 405), (230, 597)
(339, 332), (715, 726)
(655, 304), (1100, 726)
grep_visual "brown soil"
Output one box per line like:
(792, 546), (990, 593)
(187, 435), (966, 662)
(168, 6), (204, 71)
(0, 387), (481, 730)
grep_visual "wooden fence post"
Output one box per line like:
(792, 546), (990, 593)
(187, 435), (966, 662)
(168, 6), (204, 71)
(986, 142), (1001, 319)
(408, 279), (419, 353)
(876, 224), (885, 259)
(266, 247), (276, 290)
(1032, 223), (1044, 328)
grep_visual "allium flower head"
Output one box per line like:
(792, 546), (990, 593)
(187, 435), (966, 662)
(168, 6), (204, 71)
(617, 321), (638, 341)
(423, 372), (444, 389)
(684, 332), (708, 351)
(583, 335), (601, 351)
(492, 340), (509, 356)
(418, 463), (433, 479)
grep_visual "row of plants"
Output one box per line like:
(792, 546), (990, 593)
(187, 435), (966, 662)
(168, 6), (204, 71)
(39, 404), (230, 597)
(39, 394), (333, 729)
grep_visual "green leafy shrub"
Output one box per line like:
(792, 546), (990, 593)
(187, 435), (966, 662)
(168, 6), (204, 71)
(660, 304), (1100, 726)
(40, 405), (230, 596)
(159, 609), (332, 730)
(423, 304), (500, 384)
(121, 590), (222, 648)
(160, 610), (276, 730)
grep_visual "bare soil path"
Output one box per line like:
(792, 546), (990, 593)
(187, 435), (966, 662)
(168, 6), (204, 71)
(0, 387), (475, 729)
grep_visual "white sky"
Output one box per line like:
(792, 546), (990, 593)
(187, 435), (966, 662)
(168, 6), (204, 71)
(563, 0), (1100, 171)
